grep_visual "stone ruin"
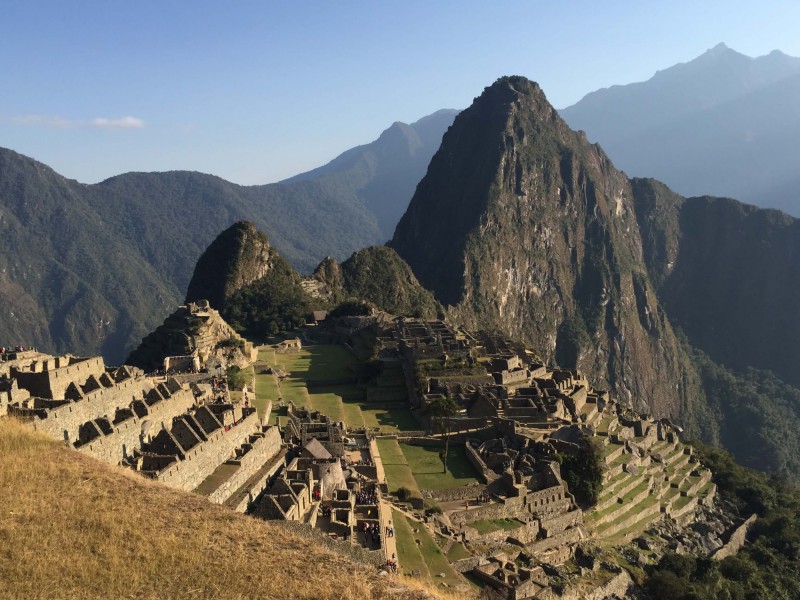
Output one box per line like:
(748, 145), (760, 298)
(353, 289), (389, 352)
(127, 300), (257, 373)
(3, 351), (285, 513)
(255, 405), (387, 555)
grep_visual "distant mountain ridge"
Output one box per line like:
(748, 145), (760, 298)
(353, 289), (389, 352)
(0, 109), (456, 362)
(560, 43), (800, 214)
(282, 109), (459, 238)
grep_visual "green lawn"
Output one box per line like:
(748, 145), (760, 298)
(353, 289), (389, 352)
(271, 344), (356, 382)
(399, 443), (481, 491)
(408, 514), (463, 586)
(308, 392), (346, 422)
(468, 518), (524, 535)
(377, 439), (422, 497)
(252, 367), (279, 419)
(361, 404), (419, 432)
(392, 510), (462, 587)
(446, 541), (472, 562)
(392, 509), (429, 578)
(253, 344), (424, 435)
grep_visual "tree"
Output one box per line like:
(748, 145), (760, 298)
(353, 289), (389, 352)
(425, 396), (459, 473)
(559, 436), (604, 507)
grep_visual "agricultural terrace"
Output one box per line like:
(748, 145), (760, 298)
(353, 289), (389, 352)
(377, 438), (481, 497)
(254, 343), (418, 433)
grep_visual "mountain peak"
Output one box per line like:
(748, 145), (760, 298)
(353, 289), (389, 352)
(185, 220), (273, 311)
(707, 41), (730, 55)
(391, 77), (689, 418)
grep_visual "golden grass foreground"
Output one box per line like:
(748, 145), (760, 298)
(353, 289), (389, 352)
(0, 418), (459, 600)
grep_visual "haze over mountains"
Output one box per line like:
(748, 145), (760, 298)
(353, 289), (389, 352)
(560, 43), (800, 215)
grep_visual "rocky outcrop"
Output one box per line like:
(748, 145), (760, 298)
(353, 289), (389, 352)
(185, 221), (274, 311)
(632, 183), (800, 390)
(391, 76), (694, 419)
(126, 301), (255, 372)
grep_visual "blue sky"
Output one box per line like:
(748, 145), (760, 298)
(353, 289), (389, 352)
(2, 1), (799, 185)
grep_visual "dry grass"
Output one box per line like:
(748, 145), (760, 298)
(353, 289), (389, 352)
(0, 418), (457, 600)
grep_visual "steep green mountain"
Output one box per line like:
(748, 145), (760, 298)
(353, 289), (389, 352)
(182, 222), (439, 340)
(180, 221), (313, 340)
(632, 179), (800, 389)
(0, 148), (178, 364)
(313, 246), (440, 319)
(283, 109), (458, 239)
(560, 44), (800, 215)
(390, 76), (800, 480)
(391, 76), (696, 421)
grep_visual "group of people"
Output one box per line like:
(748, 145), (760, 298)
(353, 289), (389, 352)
(361, 521), (381, 546)
(350, 457), (374, 467)
(474, 492), (491, 505)
(320, 504), (333, 518)
(385, 553), (397, 573)
(0, 346), (29, 354)
(356, 490), (378, 505)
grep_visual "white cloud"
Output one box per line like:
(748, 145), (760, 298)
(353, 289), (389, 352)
(90, 116), (144, 129)
(7, 114), (144, 129)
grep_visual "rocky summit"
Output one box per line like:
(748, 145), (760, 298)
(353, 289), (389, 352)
(391, 76), (693, 420)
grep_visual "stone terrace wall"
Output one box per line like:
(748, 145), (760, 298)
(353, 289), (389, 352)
(23, 376), (152, 443)
(466, 520), (540, 546)
(74, 387), (196, 464)
(450, 495), (528, 525)
(422, 482), (485, 502)
(14, 357), (106, 399)
(465, 442), (500, 483)
(225, 447), (287, 513)
(207, 426), (282, 504)
(713, 514), (758, 561)
(154, 411), (261, 492)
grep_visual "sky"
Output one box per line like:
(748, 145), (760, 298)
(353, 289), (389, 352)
(2, 1), (800, 186)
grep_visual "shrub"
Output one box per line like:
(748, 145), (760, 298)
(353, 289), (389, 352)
(226, 366), (248, 391)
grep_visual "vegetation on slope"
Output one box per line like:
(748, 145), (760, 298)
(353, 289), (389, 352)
(644, 444), (800, 600)
(336, 246), (440, 319)
(0, 418), (444, 600)
(223, 253), (315, 340)
(557, 436), (604, 507)
(0, 148), (178, 364)
(688, 346), (800, 481)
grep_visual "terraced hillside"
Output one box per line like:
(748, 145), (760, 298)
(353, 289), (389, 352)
(586, 412), (716, 544)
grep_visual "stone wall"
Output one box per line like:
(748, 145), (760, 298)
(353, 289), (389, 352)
(14, 356), (106, 399)
(465, 441), (500, 484)
(206, 426), (282, 504)
(154, 411), (261, 492)
(597, 501), (662, 538)
(23, 376), (152, 442)
(225, 448), (287, 512)
(450, 495), (528, 525)
(75, 387), (196, 464)
(465, 519), (539, 546)
(538, 509), (583, 537)
(713, 514), (758, 561)
(422, 482), (486, 502)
